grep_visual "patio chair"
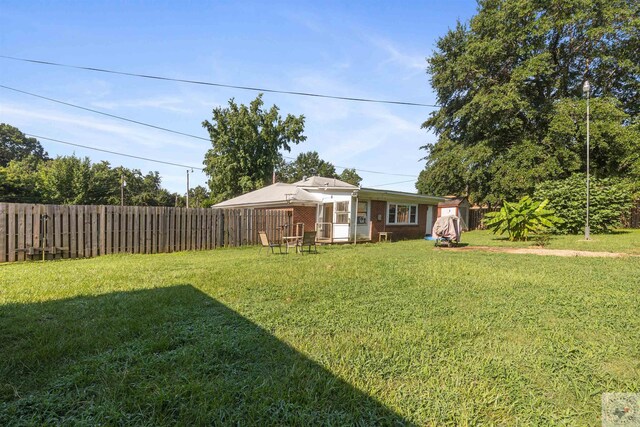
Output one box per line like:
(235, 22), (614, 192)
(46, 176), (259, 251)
(296, 231), (318, 254)
(258, 231), (283, 254)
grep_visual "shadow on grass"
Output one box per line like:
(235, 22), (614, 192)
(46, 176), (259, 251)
(607, 229), (631, 235)
(0, 285), (411, 425)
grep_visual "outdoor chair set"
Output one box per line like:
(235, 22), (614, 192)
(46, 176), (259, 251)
(258, 230), (318, 255)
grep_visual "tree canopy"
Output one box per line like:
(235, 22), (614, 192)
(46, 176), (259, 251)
(1, 123), (49, 167)
(277, 151), (363, 186)
(278, 151), (337, 183)
(337, 168), (363, 187)
(0, 127), (185, 206)
(202, 94), (306, 203)
(417, 0), (640, 204)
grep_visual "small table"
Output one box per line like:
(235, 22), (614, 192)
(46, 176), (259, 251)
(378, 232), (393, 242)
(282, 236), (301, 253)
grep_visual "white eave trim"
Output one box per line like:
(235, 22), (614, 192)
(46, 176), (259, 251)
(357, 188), (445, 204)
(213, 201), (319, 209)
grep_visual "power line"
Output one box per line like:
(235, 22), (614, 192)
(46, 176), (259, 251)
(26, 133), (203, 170)
(0, 55), (440, 108)
(3, 84), (417, 178)
(334, 165), (415, 178)
(368, 179), (417, 187)
(1, 85), (211, 142)
(28, 134), (420, 186)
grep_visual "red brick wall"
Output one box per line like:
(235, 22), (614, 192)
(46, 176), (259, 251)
(258, 205), (317, 235)
(370, 201), (431, 241)
(292, 206), (317, 234)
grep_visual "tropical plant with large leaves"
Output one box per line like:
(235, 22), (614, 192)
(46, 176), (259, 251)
(483, 196), (563, 241)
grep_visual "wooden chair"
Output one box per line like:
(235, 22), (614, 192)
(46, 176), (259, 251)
(258, 231), (283, 254)
(296, 231), (318, 254)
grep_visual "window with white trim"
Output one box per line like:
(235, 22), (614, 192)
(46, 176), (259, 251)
(335, 201), (349, 224)
(387, 203), (418, 225)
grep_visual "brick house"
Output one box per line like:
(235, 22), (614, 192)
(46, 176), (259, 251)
(214, 176), (445, 242)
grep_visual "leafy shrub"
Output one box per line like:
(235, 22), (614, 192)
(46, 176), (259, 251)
(483, 196), (563, 241)
(535, 174), (633, 234)
(532, 227), (552, 247)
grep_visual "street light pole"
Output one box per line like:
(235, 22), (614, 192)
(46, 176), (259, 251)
(583, 79), (591, 240)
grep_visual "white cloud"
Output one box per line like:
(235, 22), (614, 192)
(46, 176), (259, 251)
(1, 103), (203, 151)
(364, 35), (427, 76)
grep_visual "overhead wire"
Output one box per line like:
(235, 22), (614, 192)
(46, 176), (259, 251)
(3, 84), (418, 178)
(25, 133), (422, 185)
(368, 179), (418, 187)
(0, 55), (440, 108)
(25, 134), (204, 170)
(1, 84), (211, 142)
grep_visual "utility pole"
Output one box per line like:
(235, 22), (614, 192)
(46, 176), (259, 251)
(120, 173), (126, 206)
(186, 169), (193, 208)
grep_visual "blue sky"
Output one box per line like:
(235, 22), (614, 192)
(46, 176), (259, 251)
(1, 0), (478, 194)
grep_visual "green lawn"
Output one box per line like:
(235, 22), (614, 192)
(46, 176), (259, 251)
(462, 228), (640, 255)
(1, 240), (639, 425)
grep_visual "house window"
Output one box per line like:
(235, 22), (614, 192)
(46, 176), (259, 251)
(387, 203), (418, 225)
(335, 201), (349, 224)
(357, 201), (368, 225)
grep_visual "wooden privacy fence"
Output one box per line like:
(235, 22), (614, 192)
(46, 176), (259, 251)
(468, 207), (500, 230)
(0, 203), (291, 263)
(469, 203), (640, 230)
(622, 202), (640, 228)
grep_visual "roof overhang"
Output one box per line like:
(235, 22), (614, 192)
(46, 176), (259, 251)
(357, 188), (445, 205)
(213, 200), (319, 209)
(213, 183), (322, 209)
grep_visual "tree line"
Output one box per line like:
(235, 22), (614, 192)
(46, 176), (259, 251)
(0, 124), (211, 207)
(2, 115), (360, 207)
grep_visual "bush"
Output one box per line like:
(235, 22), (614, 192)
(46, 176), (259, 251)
(532, 227), (552, 247)
(483, 196), (563, 241)
(534, 174), (633, 234)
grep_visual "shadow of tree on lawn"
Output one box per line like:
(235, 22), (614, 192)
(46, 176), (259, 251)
(0, 285), (410, 425)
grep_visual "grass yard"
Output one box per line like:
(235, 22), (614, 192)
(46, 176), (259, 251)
(462, 229), (640, 255)
(1, 239), (639, 425)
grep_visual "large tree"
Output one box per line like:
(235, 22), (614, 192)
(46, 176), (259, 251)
(338, 168), (363, 186)
(0, 123), (48, 167)
(418, 0), (640, 204)
(0, 156), (44, 203)
(38, 155), (93, 205)
(278, 151), (337, 183)
(277, 152), (363, 186)
(202, 94), (306, 203)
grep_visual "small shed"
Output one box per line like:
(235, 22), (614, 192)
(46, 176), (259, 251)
(437, 197), (470, 230)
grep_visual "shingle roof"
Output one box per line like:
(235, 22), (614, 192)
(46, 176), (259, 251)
(213, 182), (321, 208)
(293, 176), (357, 189)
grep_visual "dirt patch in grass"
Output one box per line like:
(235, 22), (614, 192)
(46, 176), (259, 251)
(443, 246), (636, 258)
